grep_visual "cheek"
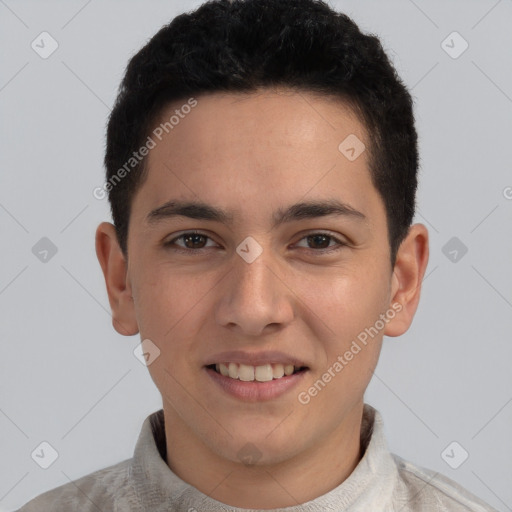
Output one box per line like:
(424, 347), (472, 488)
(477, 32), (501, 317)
(301, 262), (390, 396)
(130, 272), (193, 373)
(134, 261), (200, 331)
(304, 264), (390, 338)
(136, 276), (205, 401)
(302, 274), (385, 413)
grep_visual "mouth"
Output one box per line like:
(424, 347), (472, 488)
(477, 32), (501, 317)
(206, 362), (308, 382)
(203, 351), (310, 401)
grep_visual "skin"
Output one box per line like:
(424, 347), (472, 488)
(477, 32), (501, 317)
(96, 88), (429, 509)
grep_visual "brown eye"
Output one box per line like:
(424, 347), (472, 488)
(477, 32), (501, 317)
(182, 233), (208, 249)
(306, 234), (331, 249)
(164, 231), (218, 252)
(295, 232), (347, 253)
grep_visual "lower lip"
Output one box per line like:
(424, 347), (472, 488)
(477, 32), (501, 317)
(205, 367), (308, 402)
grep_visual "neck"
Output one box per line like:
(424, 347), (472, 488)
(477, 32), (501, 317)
(162, 402), (365, 509)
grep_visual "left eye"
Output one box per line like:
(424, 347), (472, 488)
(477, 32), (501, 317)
(295, 233), (344, 250)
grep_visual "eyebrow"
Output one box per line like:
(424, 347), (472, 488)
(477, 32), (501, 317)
(146, 198), (366, 228)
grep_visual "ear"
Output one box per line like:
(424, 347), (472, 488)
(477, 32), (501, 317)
(384, 223), (429, 337)
(95, 222), (139, 336)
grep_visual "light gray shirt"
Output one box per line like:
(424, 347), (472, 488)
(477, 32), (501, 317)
(16, 404), (498, 511)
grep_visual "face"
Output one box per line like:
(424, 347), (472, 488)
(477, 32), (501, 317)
(98, 88), (427, 469)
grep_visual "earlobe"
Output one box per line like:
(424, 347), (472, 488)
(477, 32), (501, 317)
(384, 223), (429, 338)
(95, 222), (139, 336)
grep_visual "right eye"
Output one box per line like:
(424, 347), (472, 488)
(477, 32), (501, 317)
(163, 231), (220, 253)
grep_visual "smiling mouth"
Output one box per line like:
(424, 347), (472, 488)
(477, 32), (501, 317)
(206, 363), (308, 382)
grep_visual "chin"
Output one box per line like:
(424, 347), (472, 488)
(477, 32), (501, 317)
(203, 425), (303, 467)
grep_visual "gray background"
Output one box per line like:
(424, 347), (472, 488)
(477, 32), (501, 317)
(1, 0), (511, 510)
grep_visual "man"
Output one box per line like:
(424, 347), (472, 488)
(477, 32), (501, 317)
(16, 0), (498, 510)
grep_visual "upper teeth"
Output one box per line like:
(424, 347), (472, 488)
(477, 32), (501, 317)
(215, 362), (297, 382)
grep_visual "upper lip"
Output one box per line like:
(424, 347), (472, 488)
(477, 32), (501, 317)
(204, 350), (309, 368)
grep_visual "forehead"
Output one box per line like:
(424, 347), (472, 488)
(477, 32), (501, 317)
(154, 88), (366, 150)
(131, 88), (382, 227)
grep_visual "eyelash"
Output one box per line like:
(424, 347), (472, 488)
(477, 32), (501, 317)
(164, 231), (348, 255)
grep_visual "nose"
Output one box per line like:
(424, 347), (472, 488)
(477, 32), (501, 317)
(214, 246), (295, 337)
